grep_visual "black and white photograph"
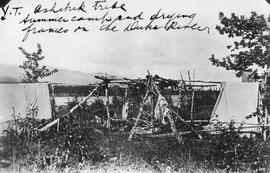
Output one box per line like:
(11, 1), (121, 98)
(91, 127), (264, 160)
(0, 0), (270, 172)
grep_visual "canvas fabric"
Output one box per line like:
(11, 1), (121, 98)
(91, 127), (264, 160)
(0, 83), (52, 135)
(122, 101), (129, 120)
(211, 82), (259, 130)
(154, 94), (170, 124)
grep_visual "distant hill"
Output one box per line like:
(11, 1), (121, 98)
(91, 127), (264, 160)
(0, 64), (23, 83)
(0, 63), (113, 85)
(42, 69), (111, 85)
(0, 63), (239, 84)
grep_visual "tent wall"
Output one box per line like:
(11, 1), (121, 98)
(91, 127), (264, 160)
(0, 83), (52, 135)
(211, 82), (259, 130)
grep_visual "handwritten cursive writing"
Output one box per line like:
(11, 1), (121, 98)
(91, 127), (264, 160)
(124, 9), (209, 33)
(93, 0), (126, 12)
(20, 14), (69, 25)
(21, 23), (69, 42)
(34, 1), (86, 14)
(1, 5), (22, 20)
(18, 1), (210, 42)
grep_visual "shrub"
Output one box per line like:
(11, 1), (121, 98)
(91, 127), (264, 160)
(206, 121), (269, 172)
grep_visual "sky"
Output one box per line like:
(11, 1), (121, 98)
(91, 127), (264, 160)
(0, 0), (270, 81)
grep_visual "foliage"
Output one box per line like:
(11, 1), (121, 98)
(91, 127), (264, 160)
(2, 101), (270, 172)
(209, 11), (270, 122)
(49, 98), (107, 165)
(206, 121), (269, 172)
(2, 90), (270, 172)
(3, 104), (41, 145)
(1, 104), (44, 171)
(210, 12), (270, 78)
(111, 96), (124, 117)
(19, 43), (58, 83)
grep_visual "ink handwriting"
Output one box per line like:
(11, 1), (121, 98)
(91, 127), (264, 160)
(34, 2), (86, 14)
(1, 5), (22, 20)
(21, 23), (69, 42)
(93, 0), (127, 12)
(16, 1), (210, 42)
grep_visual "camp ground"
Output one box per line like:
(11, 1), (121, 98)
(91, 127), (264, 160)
(1, 72), (270, 173)
(0, 72), (266, 141)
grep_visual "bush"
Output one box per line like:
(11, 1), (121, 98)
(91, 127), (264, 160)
(205, 121), (269, 172)
(2, 98), (270, 172)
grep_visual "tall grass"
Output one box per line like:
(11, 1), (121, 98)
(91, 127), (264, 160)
(1, 99), (270, 172)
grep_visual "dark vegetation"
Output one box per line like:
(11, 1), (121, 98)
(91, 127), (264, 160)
(209, 12), (270, 125)
(1, 85), (270, 172)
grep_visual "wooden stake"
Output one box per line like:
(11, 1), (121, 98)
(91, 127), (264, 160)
(13, 147), (15, 173)
(105, 85), (110, 129)
(149, 73), (184, 143)
(264, 106), (268, 141)
(38, 139), (41, 164)
(149, 73), (201, 139)
(128, 90), (149, 141)
(151, 94), (155, 133)
(50, 84), (56, 119)
(188, 70), (192, 87)
(12, 107), (17, 133)
(168, 107), (202, 139)
(211, 82), (226, 120)
(12, 107), (16, 173)
(122, 88), (128, 120)
(167, 113), (183, 143)
(193, 69), (195, 86)
(190, 90), (195, 124)
(177, 81), (184, 109)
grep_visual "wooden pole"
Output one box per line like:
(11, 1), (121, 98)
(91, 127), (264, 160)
(151, 93), (155, 133)
(128, 90), (149, 141)
(193, 69), (195, 86)
(177, 83), (182, 109)
(105, 84), (110, 129)
(13, 147), (15, 173)
(211, 82), (226, 120)
(69, 83), (101, 113)
(38, 139), (41, 164)
(263, 63), (269, 141)
(267, 107), (269, 136)
(167, 112), (183, 143)
(264, 105), (268, 141)
(188, 70), (192, 87)
(122, 88), (128, 120)
(149, 72), (201, 139)
(149, 74), (183, 143)
(124, 88), (128, 98)
(181, 80), (221, 84)
(144, 129), (259, 138)
(50, 84), (56, 119)
(266, 27), (270, 139)
(12, 107), (17, 133)
(39, 83), (102, 131)
(168, 106), (202, 139)
(190, 90), (195, 124)
(12, 107), (16, 173)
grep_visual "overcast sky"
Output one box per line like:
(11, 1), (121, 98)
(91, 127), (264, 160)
(0, 0), (270, 81)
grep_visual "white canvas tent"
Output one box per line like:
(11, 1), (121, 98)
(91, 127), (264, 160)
(211, 82), (260, 131)
(0, 83), (52, 135)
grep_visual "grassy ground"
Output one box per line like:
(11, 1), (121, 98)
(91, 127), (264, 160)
(1, 98), (269, 173)
(1, 133), (270, 173)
